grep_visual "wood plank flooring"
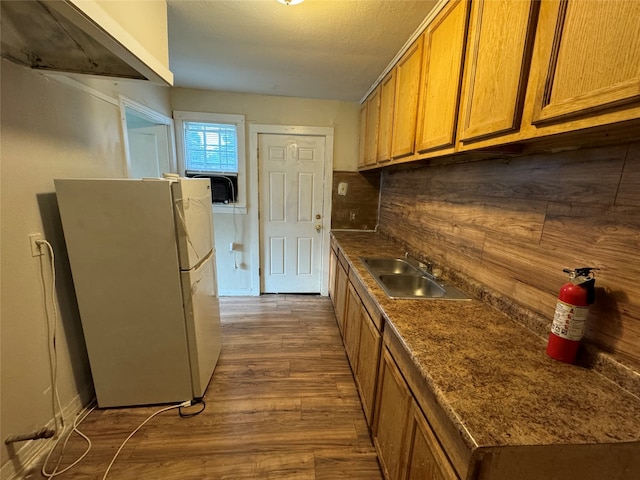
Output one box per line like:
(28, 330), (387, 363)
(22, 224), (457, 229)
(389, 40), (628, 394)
(29, 295), (382, 479)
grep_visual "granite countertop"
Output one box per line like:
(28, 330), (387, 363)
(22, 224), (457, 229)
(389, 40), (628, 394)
(332, 231), (640, 451)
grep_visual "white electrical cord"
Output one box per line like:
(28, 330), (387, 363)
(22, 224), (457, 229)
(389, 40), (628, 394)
(102, 401), (191, 480)
(37, 239), (96, 478)
(37, 240), (64, 434)
(41, 403), (96, 478)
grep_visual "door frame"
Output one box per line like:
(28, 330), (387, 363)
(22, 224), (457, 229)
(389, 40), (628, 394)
(249, 124), (334, 296)
(118, 95), (177, 178)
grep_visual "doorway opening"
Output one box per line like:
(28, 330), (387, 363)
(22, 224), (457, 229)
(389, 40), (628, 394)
(119, 96), (176, 178)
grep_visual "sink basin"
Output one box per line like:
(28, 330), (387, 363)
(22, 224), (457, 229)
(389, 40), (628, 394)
(378, 274), (446, 298)
(360, 256), (471, 301)
(362, 257), (420, 275)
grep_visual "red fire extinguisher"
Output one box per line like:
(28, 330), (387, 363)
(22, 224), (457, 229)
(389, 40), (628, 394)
(546, 267), (598, 364)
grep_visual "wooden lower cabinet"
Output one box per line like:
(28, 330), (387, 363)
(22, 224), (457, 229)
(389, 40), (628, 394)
(334, 260), (349, 334)
(343, 278), (383, 426)
(344, 283), (363, 367)
(354, 303), (382, 424)
(406, 400), (458, 480)
(374, 348), (413, 480)
(328, 246), (337, 301)
(374, 348), (458, 480)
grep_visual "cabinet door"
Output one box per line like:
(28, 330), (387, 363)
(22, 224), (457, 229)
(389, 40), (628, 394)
(405, 401), (458, 480)
(391, 36), (424, 159)
(334, 261), (349, 334)
(374, 348), (413, 480)
(415, 0), (469, 153)
(328, 247), (337, 301)
(358, 102), (368, 169)
(377, 71), (396, 164)
(532, 0), (640, 125)
(344, 283), (362, 368)
(458, 0), (539, 142)
(355, 305), (382, 425)
(365, 86), (381, 167)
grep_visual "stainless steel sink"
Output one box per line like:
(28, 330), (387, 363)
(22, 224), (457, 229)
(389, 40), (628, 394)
(360, 257), (471, 301)
(378, 274), (446, 298)
(362, 257), (421, 275)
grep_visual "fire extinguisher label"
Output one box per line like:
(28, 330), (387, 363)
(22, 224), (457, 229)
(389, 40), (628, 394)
(550, 300), (588, 341)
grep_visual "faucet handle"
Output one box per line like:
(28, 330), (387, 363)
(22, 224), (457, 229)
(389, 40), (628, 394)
(418, 260), (432, 273)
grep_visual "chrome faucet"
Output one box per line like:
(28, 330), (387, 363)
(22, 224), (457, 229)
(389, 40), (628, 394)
(405, 252), (433, 276)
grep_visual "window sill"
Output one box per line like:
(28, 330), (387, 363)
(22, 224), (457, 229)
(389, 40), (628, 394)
(213, 204), (247, 215)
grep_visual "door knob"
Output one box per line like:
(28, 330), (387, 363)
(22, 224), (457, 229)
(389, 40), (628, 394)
(315, 225), (321, 232)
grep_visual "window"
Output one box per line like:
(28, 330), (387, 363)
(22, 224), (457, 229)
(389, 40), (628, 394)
(183, 122), (238, 173)
(174, 111), (246, 213)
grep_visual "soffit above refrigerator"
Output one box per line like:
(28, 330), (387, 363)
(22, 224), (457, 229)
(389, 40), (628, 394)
(0, 0), (173, 86)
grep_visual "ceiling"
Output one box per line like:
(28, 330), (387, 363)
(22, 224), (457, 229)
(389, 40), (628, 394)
(167, 0), (439, 102)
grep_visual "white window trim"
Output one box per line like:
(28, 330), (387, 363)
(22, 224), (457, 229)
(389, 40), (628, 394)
(174, 111), (247, 214)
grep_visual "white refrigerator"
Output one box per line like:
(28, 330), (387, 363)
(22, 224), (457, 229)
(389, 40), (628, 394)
(55, 177), (222, 408)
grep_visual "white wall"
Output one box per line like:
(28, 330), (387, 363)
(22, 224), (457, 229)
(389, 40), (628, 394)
(171, 88), (360, 295)
(0, 58), (171, 474)
(95, 0), (170, 68)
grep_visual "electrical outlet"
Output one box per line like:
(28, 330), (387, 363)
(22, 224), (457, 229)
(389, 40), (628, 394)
(28, 233), (43, 257)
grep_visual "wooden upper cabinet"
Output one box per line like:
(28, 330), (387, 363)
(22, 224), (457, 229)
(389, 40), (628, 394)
(364, 86), (381, 167)
(532, 0), (640, 125)
(377, 71), (396, 164)
(458, 0), (539, 143)
(357, 102), (367, 169)
(415, 0), (470, 154)
(391, 36), (424, 159)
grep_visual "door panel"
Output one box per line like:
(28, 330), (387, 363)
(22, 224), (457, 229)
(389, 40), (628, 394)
(532, 0), (640, 124)
(259, 134), (326, 293)
(458, 0), (538, 142)
(127, 124), (172, 179)
(270, 237), (285, 275)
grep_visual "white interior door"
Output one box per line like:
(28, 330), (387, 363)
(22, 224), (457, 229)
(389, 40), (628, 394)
(128, 130), (161, 178)
(259, 134), (326, 293)
(121, 98), (176, 179)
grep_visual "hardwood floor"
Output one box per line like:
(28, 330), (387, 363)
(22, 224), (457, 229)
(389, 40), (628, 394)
(29, 295), (382, 479)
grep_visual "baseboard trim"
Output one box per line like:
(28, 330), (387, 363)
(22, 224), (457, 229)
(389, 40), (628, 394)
(1, 389), (94, 480)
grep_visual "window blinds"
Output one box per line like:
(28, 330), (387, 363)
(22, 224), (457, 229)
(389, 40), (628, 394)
(184, 122), (238, 172)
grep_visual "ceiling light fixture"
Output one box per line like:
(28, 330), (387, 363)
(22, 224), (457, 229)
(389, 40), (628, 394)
(277, 0), (304, 5)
